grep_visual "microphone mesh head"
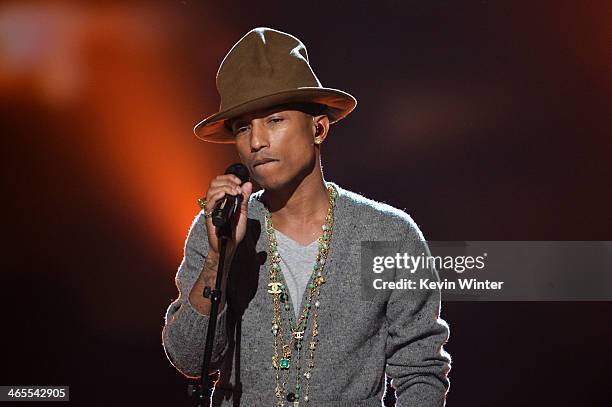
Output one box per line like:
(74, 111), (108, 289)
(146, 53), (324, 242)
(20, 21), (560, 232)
(225, 163), (250, 183)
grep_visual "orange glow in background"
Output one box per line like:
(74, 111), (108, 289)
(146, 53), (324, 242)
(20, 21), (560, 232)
(0, 2), (237, 259)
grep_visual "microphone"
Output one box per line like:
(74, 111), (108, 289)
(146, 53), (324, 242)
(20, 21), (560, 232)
(211, 163), (250, 228)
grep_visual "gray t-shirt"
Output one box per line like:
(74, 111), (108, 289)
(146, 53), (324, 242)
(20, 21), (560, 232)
(274, 229), (319, 319)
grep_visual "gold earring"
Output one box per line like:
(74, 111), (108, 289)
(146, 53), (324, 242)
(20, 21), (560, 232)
(314, 137), (322, 145)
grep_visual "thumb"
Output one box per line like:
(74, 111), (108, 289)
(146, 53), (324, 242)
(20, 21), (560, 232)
(239, 182), (253, 213)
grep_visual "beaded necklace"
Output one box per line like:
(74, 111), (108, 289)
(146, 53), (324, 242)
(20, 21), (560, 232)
(264, 185), (338, 406)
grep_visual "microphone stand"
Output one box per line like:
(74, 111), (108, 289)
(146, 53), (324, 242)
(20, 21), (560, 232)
(188, 210), (234, 406)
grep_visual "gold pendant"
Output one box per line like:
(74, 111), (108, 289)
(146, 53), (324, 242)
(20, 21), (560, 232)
(275, 383), (283, 399)
(272, 354), (279, 369)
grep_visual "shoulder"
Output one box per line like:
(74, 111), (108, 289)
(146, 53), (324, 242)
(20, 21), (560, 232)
(248, 188), (266, 216)
(249, 188), (265, 206)
(332, 182), (426, 242)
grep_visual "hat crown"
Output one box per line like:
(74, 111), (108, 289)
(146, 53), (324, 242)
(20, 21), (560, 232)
(193, 27), (357, 143)
(216, 27), (322, 110)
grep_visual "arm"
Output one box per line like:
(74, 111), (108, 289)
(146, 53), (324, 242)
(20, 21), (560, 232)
(385, 220), (452, 406)
(189, 250), (232, 316)
(161, 210), (231, 378)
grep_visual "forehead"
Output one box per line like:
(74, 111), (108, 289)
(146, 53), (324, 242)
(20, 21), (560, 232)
(228, 105), (306, 127)
(230, 107), (285, 124)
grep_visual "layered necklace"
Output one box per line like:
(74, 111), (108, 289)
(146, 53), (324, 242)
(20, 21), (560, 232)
(263, 184), (338, 406)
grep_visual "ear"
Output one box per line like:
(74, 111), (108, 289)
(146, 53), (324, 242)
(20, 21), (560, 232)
(312, 114), (330, 144)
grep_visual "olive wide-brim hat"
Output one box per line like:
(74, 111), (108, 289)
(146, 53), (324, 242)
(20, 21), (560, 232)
(193, 27), (357, 144)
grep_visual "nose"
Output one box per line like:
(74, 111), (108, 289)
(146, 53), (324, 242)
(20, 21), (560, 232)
(250, 120), (269, 152)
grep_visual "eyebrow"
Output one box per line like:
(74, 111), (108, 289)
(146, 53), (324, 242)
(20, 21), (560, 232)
(230, 108), (284, 128)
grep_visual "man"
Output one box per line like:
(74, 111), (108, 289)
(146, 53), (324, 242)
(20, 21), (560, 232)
(162, 27), (451, 406)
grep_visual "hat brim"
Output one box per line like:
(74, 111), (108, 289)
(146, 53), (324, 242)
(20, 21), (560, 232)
(193, 87), (357, 144)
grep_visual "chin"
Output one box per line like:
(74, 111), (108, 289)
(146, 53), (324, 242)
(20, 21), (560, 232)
(254, 161), (310, 192)
(256, 177), (286, 192)
(254, 172), (295, 192)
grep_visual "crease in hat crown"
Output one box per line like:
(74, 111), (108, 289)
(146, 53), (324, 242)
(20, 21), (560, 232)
(193, 27), (357, 143)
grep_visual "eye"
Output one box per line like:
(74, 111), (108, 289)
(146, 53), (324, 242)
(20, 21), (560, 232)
(270, 117), (283, 123)
(235, 126), (249, 135)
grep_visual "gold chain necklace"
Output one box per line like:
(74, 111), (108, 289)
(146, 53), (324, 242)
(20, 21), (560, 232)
(264, 185), (338, 406)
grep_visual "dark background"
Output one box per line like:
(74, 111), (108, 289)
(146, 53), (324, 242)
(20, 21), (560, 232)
(1, 1), (610, 406)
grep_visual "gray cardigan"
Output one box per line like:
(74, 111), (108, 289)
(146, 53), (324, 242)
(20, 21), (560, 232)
(162, 182), (451, 406)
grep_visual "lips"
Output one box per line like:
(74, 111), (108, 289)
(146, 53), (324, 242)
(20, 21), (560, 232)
(253, 158), (278, 167)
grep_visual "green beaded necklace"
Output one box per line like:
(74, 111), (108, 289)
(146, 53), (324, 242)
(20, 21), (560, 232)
(264, 184), (338, 406)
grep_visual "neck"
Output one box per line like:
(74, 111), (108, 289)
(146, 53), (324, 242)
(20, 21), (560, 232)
(262, 171), (329, 227)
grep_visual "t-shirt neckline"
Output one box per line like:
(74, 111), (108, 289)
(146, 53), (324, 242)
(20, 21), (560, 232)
(274, 228), (320, 249)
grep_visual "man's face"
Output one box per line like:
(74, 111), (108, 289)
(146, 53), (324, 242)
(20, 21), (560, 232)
(229, 105), (323, 191)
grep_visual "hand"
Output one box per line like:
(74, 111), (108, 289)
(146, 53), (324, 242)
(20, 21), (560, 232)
(203, 174), (254, 256)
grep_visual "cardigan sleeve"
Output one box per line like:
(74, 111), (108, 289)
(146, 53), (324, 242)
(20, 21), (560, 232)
(161, 210), (230, 378)
(385, 220), (451, 406)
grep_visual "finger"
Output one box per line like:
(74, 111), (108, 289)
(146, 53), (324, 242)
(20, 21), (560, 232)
(205, 190), (230, 215)
(240, 182), (253, 202)
(209, 178), (243, 196)
(207, 184), (241, 202)
(211, 174), (243, 188)
(238, 182), (253, 214)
